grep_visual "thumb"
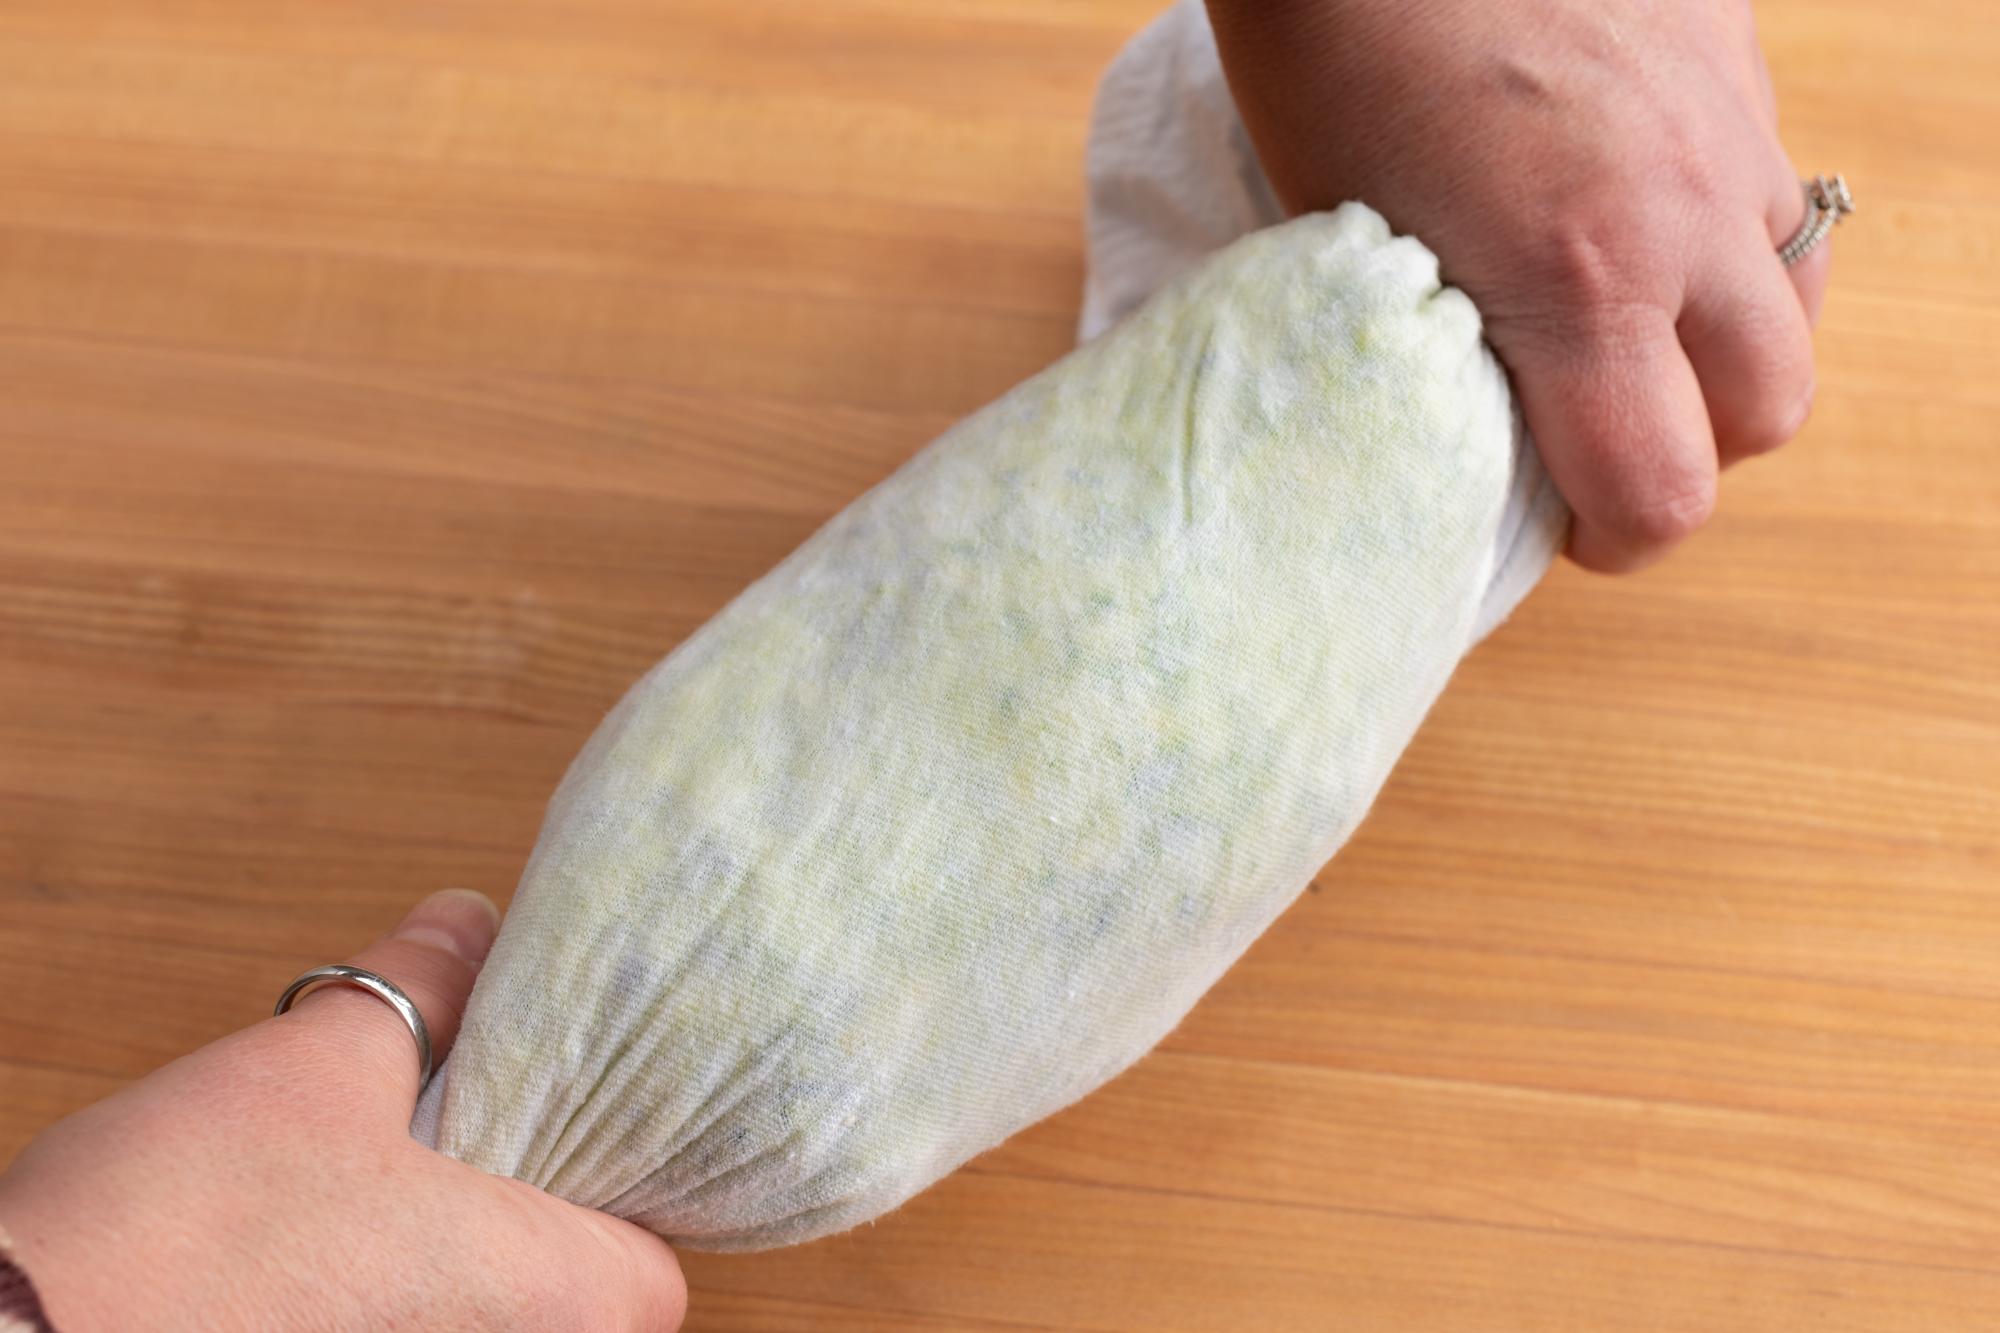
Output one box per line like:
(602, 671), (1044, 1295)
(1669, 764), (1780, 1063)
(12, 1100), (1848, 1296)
(270, 888), (501, 1121)
(563, 1208), (691, 1332)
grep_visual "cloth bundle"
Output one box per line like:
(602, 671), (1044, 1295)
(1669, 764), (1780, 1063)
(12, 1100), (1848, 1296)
(412, 0), (1568, 1251)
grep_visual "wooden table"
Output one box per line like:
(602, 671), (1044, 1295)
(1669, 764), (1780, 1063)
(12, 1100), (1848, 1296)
(3, 0), (1995, 1327)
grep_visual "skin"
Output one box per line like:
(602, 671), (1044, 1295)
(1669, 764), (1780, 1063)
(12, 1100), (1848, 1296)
(0, 891), (687, 1332)
(1204, 0), (1831, 571)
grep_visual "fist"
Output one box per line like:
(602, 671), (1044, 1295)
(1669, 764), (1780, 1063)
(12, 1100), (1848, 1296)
(1207, 0), (1829, 570)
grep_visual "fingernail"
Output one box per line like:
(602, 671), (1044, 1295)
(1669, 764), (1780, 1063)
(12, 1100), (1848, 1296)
(394, 888), (501, 964)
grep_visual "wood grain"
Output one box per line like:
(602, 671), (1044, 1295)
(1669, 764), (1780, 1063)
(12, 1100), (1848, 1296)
(2, 0), (1995, 1328)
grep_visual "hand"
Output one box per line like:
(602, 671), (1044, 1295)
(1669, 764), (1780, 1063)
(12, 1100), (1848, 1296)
(0, 890), (687, 1332)
(1205, 0), (1828, 571)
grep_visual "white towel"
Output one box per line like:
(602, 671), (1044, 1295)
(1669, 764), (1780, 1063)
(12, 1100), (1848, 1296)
(411, 4), (1570, 1252)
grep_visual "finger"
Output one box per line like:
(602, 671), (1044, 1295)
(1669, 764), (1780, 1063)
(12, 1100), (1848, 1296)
(1499, 307), (1718, 573)
(1768, 170), (1832, 328)
(1678, 216), (1817, 466)
(273, 888), (500, 1120)
(573, 1210), (690, 1333)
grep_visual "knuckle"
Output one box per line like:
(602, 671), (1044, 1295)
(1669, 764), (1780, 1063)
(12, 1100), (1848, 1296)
(1543, 217), (1630, 314)
(1714, 337), (1816, 457)
(1616, 475), (1717, 548)
(1661, 115), (1734, 214)
(1727, 391), (1812, 457)
(565, 1233), (686, 1333)
(371, 939), (473, 1024)
(1525, 228), (1679, 360)
(1487, 203), (1683, 360)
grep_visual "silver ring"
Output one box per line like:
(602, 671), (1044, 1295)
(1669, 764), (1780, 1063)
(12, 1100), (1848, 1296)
(274, 964), (434, 1084)
(1778, 173), (1855, 267)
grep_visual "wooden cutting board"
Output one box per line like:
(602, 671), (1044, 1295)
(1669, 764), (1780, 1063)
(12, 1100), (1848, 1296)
(2, 1), (1995, 1327)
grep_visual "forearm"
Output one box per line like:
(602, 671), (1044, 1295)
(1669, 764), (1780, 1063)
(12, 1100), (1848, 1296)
(1201, 0), (1630, 225)
(1201, 0), (1434, 214)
